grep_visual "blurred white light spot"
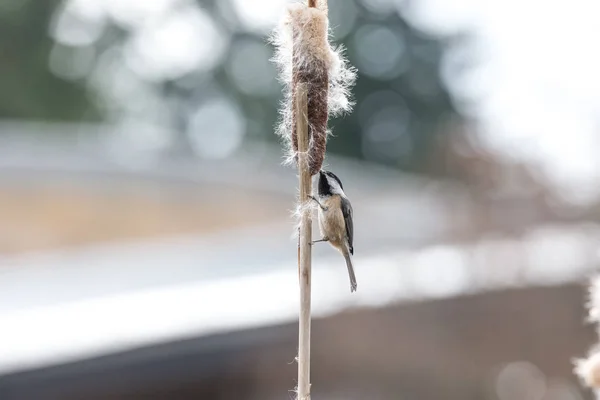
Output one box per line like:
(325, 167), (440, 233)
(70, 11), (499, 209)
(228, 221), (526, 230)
(188, 98), (245, 159)
(367, 107), (410, 141)
(89, 47), (161, 116)
(327, 0), (359, 39)
(231, 0), (288, 33)
(50, 1), (107, 47)
(125, 6), (227, 80)
(359, 91), (412, 161)
(495, 361), (546, 400)
(410, 245), (470, 298)
(358, 90), (408, 130)
(49, 44), (96, 81)
(362, 105), (412, 161)
(226, 40), (276, 96)
(353, 24), (407, 79)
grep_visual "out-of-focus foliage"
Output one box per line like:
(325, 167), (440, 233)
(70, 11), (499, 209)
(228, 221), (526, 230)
(2, 0), (461, 173)
(329, 12), (458, 172)
(0, 0), (98, 120)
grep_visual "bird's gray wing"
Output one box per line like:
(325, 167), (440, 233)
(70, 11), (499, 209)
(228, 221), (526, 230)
(341, 197), (353, 255)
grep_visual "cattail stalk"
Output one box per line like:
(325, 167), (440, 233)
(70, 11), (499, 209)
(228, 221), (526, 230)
(296, 82), (312, 399)
(269, 0), (356, 398)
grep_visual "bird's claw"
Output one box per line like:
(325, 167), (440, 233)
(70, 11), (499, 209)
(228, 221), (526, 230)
(308, 195), (328, 211)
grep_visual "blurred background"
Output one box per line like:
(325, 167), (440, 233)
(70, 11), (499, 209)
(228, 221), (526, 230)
(0, 0), (599, 399)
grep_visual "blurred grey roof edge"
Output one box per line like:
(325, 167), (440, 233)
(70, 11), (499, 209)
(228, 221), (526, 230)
(0, 119), (437, 196)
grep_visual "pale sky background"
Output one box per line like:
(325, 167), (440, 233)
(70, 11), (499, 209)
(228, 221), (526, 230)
(404, 0), (600, 205)
(52, 0), (600, 205)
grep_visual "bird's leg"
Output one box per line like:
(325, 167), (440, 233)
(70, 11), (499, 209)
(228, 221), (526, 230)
(310, 237), (329, 246)
(308, 195), (328, 211)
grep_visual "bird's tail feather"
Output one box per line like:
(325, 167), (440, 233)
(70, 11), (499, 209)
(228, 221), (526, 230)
(344, 253), (357, 293)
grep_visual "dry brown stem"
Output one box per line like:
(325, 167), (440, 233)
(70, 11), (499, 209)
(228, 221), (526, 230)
(296, 82), (312, 400)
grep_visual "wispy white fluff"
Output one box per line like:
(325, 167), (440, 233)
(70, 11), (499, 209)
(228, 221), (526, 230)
(588, 276), (600, 324)
(575, 275), (600, 395)
(290, 188), (316, 240)
(576, 349), (600, 389)
(269, 1), (357, 164)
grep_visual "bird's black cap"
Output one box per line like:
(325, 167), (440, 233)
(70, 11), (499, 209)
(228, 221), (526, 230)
(318, 170), (343, 196)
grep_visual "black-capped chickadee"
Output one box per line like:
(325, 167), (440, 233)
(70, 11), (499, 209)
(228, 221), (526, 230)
(309, 170), (357, 292)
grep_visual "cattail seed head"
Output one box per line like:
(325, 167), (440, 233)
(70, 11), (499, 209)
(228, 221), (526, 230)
(270, 1), (356, 175)
(290, 6), (329, 175)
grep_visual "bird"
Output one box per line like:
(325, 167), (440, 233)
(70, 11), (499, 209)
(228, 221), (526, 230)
(309, 169), (356, 292)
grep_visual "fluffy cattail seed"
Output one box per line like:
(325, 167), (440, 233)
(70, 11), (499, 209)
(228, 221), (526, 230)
(270, 1), (356, 175)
